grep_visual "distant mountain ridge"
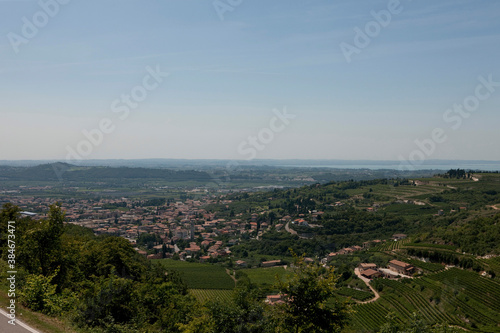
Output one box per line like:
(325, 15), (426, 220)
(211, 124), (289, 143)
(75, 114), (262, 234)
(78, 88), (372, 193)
(0, 163), (212, 182)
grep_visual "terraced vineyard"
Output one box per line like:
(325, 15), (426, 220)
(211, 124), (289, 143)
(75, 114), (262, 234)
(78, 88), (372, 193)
(427, 268), (500, 325)
(478, 256), (500, 276)
(372, 238), (411, 251)
(345, 183), (444, 200)
(405, 243), (457, 251)
(350, 268), (500, 332)
(406, 258), (445, 272)
(351, 301), (397, 331)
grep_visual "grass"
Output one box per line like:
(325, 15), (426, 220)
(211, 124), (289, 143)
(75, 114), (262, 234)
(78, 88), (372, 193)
(153, 259), (235, 289)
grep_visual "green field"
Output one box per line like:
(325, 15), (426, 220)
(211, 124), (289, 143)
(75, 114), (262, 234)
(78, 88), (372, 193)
(153, 259), (235, 289)
(239, 266), (293, 286)
(336, 287), (374, 301)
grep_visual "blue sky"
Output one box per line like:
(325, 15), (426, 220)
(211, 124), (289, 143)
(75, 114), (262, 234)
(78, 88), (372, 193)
(1, 0), (499, 161)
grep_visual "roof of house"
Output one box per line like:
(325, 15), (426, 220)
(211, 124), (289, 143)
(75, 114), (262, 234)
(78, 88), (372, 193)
(389, 259), (412, 268)
(362, 269), (380, 277)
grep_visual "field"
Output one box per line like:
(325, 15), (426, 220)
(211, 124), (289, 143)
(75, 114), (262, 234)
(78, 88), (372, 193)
(190, 289), (234, 303)
(153, 259), (235, 289)
(336, 287), (374, 301)
(239, 267), (292, 286)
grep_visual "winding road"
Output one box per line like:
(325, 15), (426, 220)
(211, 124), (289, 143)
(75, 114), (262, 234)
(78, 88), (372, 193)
(353, 268), (380, 304)
(284, 222), (297, 235)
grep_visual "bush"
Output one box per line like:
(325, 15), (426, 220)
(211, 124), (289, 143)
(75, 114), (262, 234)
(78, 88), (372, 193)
(19, 271), (66, 315)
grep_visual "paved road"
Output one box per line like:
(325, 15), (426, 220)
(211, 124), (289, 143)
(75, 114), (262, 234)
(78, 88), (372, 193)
(0, 309), (42, 333)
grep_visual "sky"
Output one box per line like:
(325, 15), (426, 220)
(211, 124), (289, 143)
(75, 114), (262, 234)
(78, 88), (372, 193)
(1, 0), (499, 162)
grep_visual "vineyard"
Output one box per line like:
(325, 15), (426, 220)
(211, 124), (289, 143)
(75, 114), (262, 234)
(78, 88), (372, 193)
(190, 289), (233, 303)
(349, 268), (500, 332)
(371, 238), (411, 251)
(426, 268), (500, 326)
(478, 256), (500, 276)
(153, 259), (235, 289)
(405, 258), (444, 272)
(405, 243), (457, 251)
(351, 301), (396, 331)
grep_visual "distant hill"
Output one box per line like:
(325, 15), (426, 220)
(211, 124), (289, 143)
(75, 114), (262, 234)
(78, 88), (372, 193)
(0, 163), (212, 182)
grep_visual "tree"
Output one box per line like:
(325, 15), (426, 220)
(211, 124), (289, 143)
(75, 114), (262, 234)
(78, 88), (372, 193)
(19, 203), (66, 277)
(0, 203), (21, 259)
(19, 270), (65, 315)
(271, 251), (351, 332)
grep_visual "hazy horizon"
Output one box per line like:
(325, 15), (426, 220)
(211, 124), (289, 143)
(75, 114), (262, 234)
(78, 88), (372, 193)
(2, 158), (500, 173)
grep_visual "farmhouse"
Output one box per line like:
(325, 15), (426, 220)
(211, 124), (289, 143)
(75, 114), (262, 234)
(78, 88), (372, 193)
(235, 260), (247, 267)
(304, 257), (314, 264)
(388, 260), (414, 275)
(266, 294), (286, 304)
(361, 269), (382, 279)
(199, 255), (211, 263)
(327, 252), (337, 262)
(358, 263), (378, 272)
(392, 233), (407, 241)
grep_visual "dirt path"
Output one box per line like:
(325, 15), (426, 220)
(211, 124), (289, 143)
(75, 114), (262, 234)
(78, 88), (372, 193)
(353, 268), (380, 304)
(226, 268), (237, 288)
(285, 222), (297, 235)
(488, 204), (500, 210)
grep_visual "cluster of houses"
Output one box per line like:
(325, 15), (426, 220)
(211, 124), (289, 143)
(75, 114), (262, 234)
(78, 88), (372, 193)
(358, 259), (415, 279)
(324, 239), (387, 263)
(6, 194), (296, 261)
